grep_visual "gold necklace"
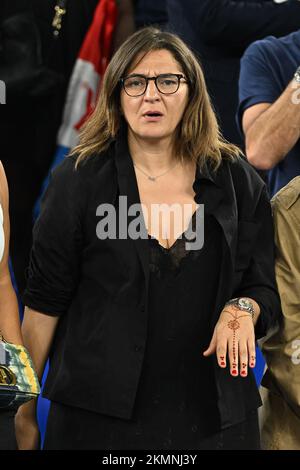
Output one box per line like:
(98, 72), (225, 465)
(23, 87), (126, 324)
(133, 161), (178, 182)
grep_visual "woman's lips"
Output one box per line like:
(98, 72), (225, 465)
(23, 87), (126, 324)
(142, 114), (164, 122)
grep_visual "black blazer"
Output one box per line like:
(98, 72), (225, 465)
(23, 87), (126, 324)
(23, 128), (281, 427)
(167, 0), (300, 145)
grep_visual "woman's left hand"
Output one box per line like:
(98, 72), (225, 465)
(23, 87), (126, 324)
(203, 307), (257, 377)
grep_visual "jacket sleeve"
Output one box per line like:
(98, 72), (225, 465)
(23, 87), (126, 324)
(167, 0), (300, 49)
(233, 184), (282, 339)
(22, 157), (85, 317)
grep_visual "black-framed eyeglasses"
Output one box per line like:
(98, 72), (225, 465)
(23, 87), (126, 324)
(120, 73), (188, 97)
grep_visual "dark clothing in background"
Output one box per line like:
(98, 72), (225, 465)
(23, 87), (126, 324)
(0, 0), (98, 293)
(167, 0), (300, 146)
(134, 0), (168, 29)
(23, 124), (280, 428)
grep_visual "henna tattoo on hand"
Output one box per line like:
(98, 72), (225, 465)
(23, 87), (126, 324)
(222, 310), (251, 374)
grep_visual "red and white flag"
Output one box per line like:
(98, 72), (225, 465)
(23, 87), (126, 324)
(58, 0), (118, 149)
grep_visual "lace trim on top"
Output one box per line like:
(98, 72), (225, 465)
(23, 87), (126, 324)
(148, 209), (201, 275)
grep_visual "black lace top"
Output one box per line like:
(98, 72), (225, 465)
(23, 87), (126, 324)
(112, 209), (224, 449)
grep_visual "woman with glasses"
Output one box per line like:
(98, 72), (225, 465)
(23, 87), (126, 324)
(17, 27), (280, 450)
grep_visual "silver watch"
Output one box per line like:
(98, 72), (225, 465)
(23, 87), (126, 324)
(225, 297), (255, 317)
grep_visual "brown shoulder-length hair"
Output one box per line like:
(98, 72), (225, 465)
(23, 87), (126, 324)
(71, 27), (241, 169)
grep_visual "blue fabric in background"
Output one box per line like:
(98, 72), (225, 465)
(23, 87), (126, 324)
(32, 0), (263, 442)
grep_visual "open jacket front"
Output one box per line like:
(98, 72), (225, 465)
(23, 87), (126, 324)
(23, 128), (281, 428)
